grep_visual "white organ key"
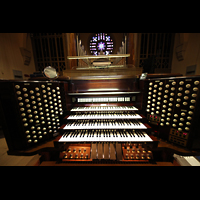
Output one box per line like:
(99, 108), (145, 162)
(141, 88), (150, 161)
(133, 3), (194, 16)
(114, 132), (120, 141)
(123, 133), (130, 142)
(75, 132), (80, 141)
(128, 132), (138, 141)
(108, 133), (114, 142)
(82, 133), (88, 142)
(136, 133), (145, 142)
(102, 133), (107, 142)
(93, 133), (98, 141)
(101, 134), (106, 142)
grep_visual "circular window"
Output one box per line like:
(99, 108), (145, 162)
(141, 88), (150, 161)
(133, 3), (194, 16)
(90, 33), (113, 55)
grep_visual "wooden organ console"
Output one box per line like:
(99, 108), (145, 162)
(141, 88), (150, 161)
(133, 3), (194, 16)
(1, 73), (200, 165)
(54, 75), (158, 163)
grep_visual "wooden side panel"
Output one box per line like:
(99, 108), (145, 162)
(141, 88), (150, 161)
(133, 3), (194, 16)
(127, 33), (135, 65)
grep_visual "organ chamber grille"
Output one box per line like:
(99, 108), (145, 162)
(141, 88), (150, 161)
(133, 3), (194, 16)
(31, 33), (67, 73)
(137, 33), (175, 71)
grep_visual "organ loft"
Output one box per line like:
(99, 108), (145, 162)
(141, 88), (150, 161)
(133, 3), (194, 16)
(1, 33), (200, 166)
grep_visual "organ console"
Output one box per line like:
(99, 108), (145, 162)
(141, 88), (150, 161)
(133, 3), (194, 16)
(54, 75), (157, 163)
(1, 72), (200, 165)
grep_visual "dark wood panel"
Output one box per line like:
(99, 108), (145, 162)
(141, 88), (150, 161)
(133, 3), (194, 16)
(127, 33), (135, 65)
(39, 161), (175, 166)
(69, 78), (140, 93)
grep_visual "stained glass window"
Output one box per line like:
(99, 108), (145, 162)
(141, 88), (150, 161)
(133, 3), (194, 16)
(90, 33), (113, 55)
